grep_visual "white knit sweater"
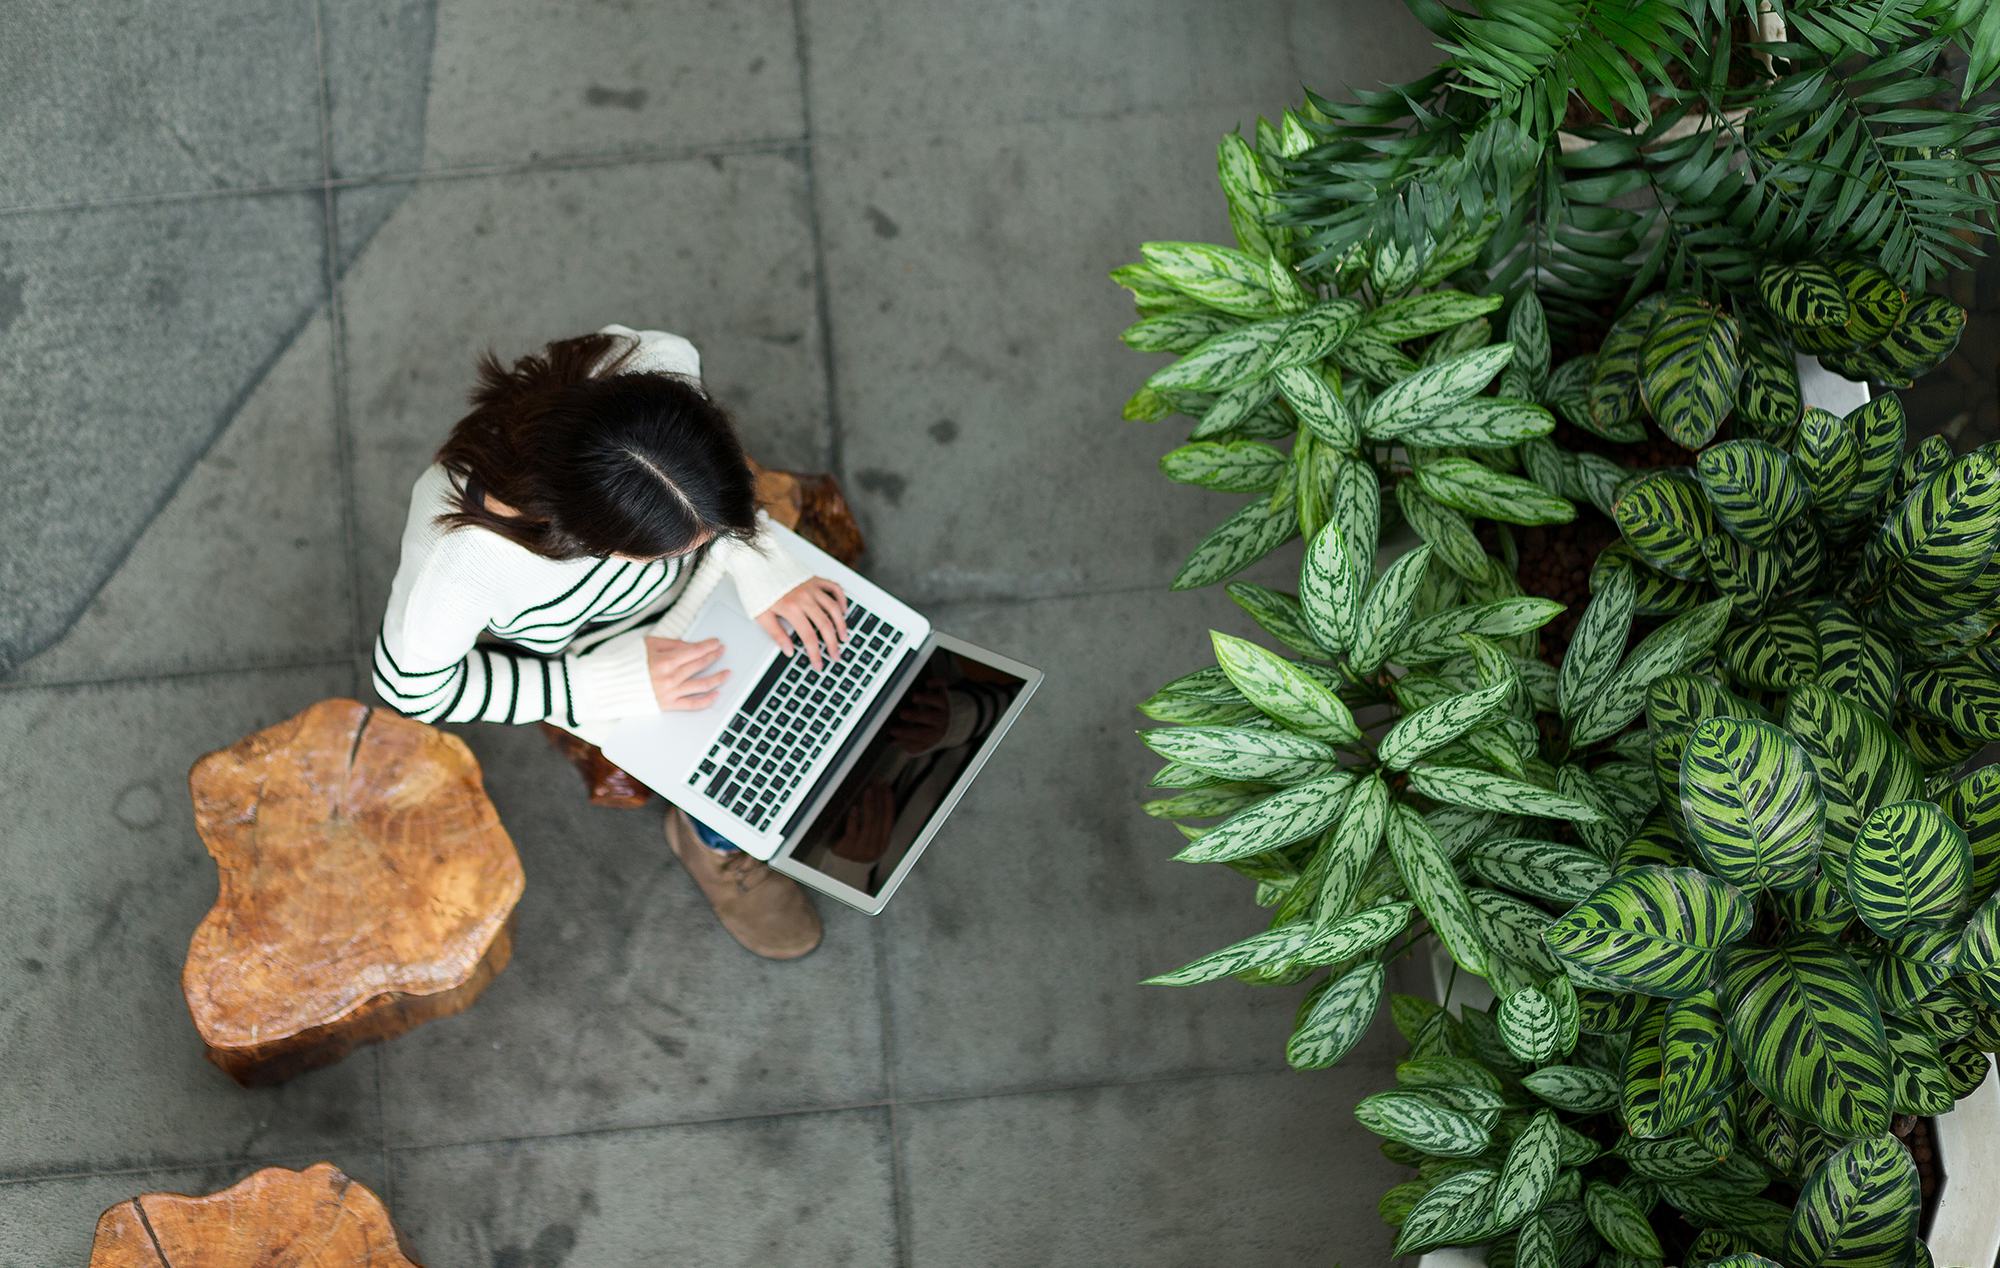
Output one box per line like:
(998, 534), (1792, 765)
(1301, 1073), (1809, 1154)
(372, 326), (813, 730)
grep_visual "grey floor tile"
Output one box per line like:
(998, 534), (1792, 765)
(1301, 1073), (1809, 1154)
(0, 194), (328, 679)
(0, 665), (379, 1178)
(389, 1107), (897, 1268)
(800, 0), (1437, 139)
(412, 0), (804, 173)
(322, 0), (440, 181)
(814, 112), (1307, 603)
(0, 1151), (391, 1268)
(0, 0), (322, 209)
(375, 720), (886, 1146)
(337, 156), (829, 629)
(878, 583), (1362, 1099)
(897, 1070), (1401, 1268)
(10, 312), (353, 685)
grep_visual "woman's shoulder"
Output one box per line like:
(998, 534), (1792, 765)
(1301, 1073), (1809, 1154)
(598, 324), (701, 381)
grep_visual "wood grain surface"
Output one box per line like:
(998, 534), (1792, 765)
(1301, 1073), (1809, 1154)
(88, 1162), (422, 1267)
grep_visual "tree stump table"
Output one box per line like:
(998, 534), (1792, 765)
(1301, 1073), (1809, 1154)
(88, 1162), (422, 1267)
(184, 698), (523, 1086)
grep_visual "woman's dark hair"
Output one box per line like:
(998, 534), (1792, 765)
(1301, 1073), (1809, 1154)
(433, 332), (759, 560)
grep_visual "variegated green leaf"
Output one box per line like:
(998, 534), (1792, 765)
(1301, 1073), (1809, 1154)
(1315, 775), (1389, 924)
(1558, 565), (1635, 721)
(1216, 133), (1277, 259)
(1586, 1179), (1663, 1257)
(1468, 889), (1559, 976)
(1507, 290), (1551, 392)
(1720, 936), (1893, 1139)
(1407, 767), (1602, 823)
(1522, 1064), (1621, 1113)
(1492, 1109), (1563, 1230)
(1145, 317), (1288, 392)
(1847, 800), (1971, 938)
(1639, 296), (1741, 450)
(1570, 598), (1733, 746)
(1760, 261), (1851, 328)
(1588, 295), (1665, 439)
(1386, 803), (1489, 976)
(1287, 959), (1386, 1069)
(1498, 987), (1563, 1064)
(1140, 241), (1278, 318)
(1782, 685), (1922, 875)
(1615, 470), (1713, 581)
(1701, 533), (1780, 623)
(1786, 1135), (1918, 1268)
(1397, 397), (1556, 449)
(1171, 496), (1298, 590)
(1871, 292), (1966, 385)
(1395, 1168), (1501, 1254)
(1142, 727), (1340, 793)
(1266, 298), (1365, 372)
(1210, 631), (1359, 743)
(1416, 457), (1575, 527)
(1223, 583), (1326, 659)
(1143, 918), (1326, 986)
(1389, 597), (1565, 666)
(1274, 364), (1355, 451)
(1332, 327), (1419, 385)
(1297, 521), (1358, 651)
(1697, 440), (1807, 550)
(1397, 479), (1489, 583)
(1397, 1055), (1501, 1094)
(1122, 308), (1244, 354)
(1882, 1015), (1954, 1114)
(1186, 378), (1282, 440)
(1363, 343), (1516, 438)
(1905, 661), (2000, 742)
(1679, 717), (1824, 895)
(1142, 782), (1273, 820)
(1159, 440), (1286, 493)
(1297, 901), (1415, 968)
(1619, 1135), (1724, 1180)
(1334, 553), (1428, 685)
(1544, 867), (1754, 999)
(1661, 990), (1734, 1128)
(1380, 680), (1512, 770)
(1365, 289), (1504, 341)
(1356, 1090), (1492, 1158)
(1169, 769), (1354, 864)
(1814, 603), (1899, 725)
(1468, 838), (1612, 904)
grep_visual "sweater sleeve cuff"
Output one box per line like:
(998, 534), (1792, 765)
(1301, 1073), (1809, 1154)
(726, 513), (816, 615)
(566, 635), (657, 723)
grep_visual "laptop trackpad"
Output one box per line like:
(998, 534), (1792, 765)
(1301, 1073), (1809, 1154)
(678, 582), (780, 718)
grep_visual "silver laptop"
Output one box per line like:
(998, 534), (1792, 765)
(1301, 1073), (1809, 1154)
(601, 523), (1041, 914)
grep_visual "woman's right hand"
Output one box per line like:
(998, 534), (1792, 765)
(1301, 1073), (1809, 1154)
(645, 637), (729, 710)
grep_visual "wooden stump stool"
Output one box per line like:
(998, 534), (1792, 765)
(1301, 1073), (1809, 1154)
(88, 1162), (422, 1267)
(184, 699), (524, 1086)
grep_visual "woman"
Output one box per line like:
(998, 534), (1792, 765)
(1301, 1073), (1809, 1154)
(373, 325), (847, 960)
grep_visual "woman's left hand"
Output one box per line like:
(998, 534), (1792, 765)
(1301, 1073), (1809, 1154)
(755, 576), (848, 669)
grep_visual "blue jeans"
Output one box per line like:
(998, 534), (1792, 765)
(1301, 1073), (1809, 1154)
(688, 814), (740, 853)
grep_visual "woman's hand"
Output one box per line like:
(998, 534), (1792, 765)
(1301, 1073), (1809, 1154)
(645, 636), (729, 710)
(755, 576), (848, 670)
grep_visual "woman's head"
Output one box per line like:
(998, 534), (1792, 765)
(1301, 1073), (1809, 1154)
(434, 333), (758, 560)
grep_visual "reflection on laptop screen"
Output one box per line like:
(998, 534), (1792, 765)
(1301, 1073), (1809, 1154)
(791, 647), (1025, 896)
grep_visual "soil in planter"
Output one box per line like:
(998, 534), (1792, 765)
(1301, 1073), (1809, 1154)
(1892, 1113), (1946, 1238)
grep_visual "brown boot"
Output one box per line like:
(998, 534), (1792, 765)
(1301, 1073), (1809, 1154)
(664, 808), (822, 959)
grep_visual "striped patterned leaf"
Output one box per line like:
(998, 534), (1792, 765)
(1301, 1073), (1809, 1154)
(1559, 565), (1636, 720)
(1145, 318), (1288, 391)
(1296, 901), (1414, 967)
(1861, 451), (2000, 620)
(1493, 1110), (1563, 1229)
(1355, 1090), (1492, 1158)
(1143, 721), (1342, 790)
(1829, 261), (1906, 347)
(1906, 661), (2000, 742)
(1586, 1180), (1664, 1257)
(1186, 378), (1282, 440)
(1394, 1169), (1501, 1255)
(1286, 960), (1386, 1069)
(1348, 544), (1431, 676)
(1160, 440), (1286, 493)
(1775, 515), (1828, 600)
(1570, 597), (1733, 746)
(1224, 583), (1326, 659)
(1397, 481), (1489, 583)
(1469, 838), (1613, 904)
(1312, 774), (1389, 924)
(1717, 610), (1821, 691)
(1275, 364), (1356, 451)
(1701, 534), (1780, 623)
(1897, 979), (1980, 1044)
(1407, 767), (1603, 823)
(1895, 437), (1954, 509)
(1661, 990), (1735, 1128)
(1957, 891), (2000, 1010)
(1619, 1135), (1725, 1180)
(1171, 496), (1298, 590)
(1387, 803), (1489, 976)
(1590, 295), (1666, 438)
(1623, 997), (1672, 1138)
(1871, 292), (1966, 385)
(1786, 1135), (1918, 1268)
(1882, 1015), (1955, 1114)
(1396, 397), (1557, 449)
(1736, 321), (1803, 440)
(1365, 289), (1505, 341)
(1363, 343), (1516, 438)
(1208, 632), (1357, 743)
(1142, 782), (1273, 820)
(1508, 289), (1551, 390)
(1143, 919), (1326, 985)
(1468, 889), (1560, 976)
(1645, 672), (1759, 733)
(1380, 680), (1512, 771)
(1782, 685), (1922, 875)
(1719, 937), (1893, 1139)
(1814, 603), (1899, 725)
(1121, 308), (1245, 354)
(1943, 1038), (1993, 1098)
(1169, 770), (1354, 864)
(1940, 765), (2000, 905)
(1499, 988), (1564, 1064)
(1523, 1064), (1621, 1113)
(1298, 521), (1359, 652)
(1865, 931), (1958, 1015)
(1678, 717), (1824, 895)
(1784, 875), (1857, 938)
(1615, 470), (1713, 581)
(1833, 396), (1907, 533)
(1759, 261), (1852, 329)
(1545, 867), (1754, 999)
(1640, 297), (1741, 450)
(1901, 712), (1984, 773)
(1416, 458), (1576, 527)
(1797, 407), (1862, 523)
(1697, 441), (1808, 551)
(1390, 597), (1565, 666)
(1140, 241), (1278, 318)
(1266, 298), (1364, 371)
(1331, 327), (1419, 386)
(1847, 801), (1971, 938)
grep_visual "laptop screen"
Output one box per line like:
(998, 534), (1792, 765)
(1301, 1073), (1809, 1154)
(787, 643), (1027, 898)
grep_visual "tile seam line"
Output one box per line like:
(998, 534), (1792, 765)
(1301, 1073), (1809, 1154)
(0, 137), (812, 219)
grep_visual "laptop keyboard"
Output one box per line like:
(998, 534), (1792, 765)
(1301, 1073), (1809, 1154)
(689, 600), (905, 832)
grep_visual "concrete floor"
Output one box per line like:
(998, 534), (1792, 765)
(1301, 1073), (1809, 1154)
(0, 3), (1442, 1263)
